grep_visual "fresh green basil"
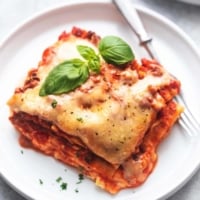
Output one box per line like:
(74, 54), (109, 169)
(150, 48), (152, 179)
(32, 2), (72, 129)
(88, 57), (100, 73)
(39, 35), (135, 96)
(77, 45), (100, 73)
(39, 59), (89, 96)
(98, 36), (134, 65)
(77, 45), (96, 60)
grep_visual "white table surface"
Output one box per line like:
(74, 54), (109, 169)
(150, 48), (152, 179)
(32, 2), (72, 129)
(0, 0), (200, 199)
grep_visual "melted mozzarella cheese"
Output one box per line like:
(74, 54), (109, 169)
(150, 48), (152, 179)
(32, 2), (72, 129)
(57, 38), (98, 61)
(38, 36), (98, 81)
(8, 36), (174, 165)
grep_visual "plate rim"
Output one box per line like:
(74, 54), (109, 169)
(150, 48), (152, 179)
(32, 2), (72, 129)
(1, 0), (200, 58)
(177, 0), (200, 6)
(1, 1), (200, 200)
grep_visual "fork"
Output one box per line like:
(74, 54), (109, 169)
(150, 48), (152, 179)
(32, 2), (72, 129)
(113, 0), (200, 136)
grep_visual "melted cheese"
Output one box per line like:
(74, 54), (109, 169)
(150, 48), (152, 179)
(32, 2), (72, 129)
(8, 36), (174, 165)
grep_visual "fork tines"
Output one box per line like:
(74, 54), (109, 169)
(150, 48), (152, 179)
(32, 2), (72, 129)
(175, 94), (200, 136)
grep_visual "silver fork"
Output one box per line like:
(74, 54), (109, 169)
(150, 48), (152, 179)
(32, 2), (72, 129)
(113, 0), (200, 136)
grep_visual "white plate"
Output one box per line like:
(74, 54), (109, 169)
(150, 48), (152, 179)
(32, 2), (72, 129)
(0, 1), (200, 200)
(177, 0), (200, 5)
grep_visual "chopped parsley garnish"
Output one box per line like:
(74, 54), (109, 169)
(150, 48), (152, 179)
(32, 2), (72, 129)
(55, 176), (68, 191)
(39, 179), (43, 185)
(60, 182), (67, 190)
(51, 99), (58, 108)
(20, 150), (24, 154)
(56, 176), (62, 183)
(76, 173), (84, 184)
(75, 188), (79, 193)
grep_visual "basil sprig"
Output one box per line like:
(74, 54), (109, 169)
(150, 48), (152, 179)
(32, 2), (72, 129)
(77, 45), (100, 73)
(39, 35), (135, 96)
(98, 36), (134, 65)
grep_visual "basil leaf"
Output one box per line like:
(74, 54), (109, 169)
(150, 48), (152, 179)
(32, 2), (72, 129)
(39, 59), (89, 96)
(77, 45), (100, 73)
(98, 36), (134, 65)
(77, 45), (96, 60)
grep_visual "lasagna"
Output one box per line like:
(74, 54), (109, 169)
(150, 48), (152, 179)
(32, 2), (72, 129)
(7, 27), (183, 194)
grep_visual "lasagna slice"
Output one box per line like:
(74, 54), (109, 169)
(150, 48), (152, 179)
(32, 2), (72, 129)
(7, 27), (183, 194)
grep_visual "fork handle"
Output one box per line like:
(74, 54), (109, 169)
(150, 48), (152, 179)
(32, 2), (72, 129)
(112, 0), (159, 60)
(112, 0), (152, 44)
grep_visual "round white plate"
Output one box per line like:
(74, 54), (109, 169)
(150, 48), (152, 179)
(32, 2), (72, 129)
(0, 1), (200, 200)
